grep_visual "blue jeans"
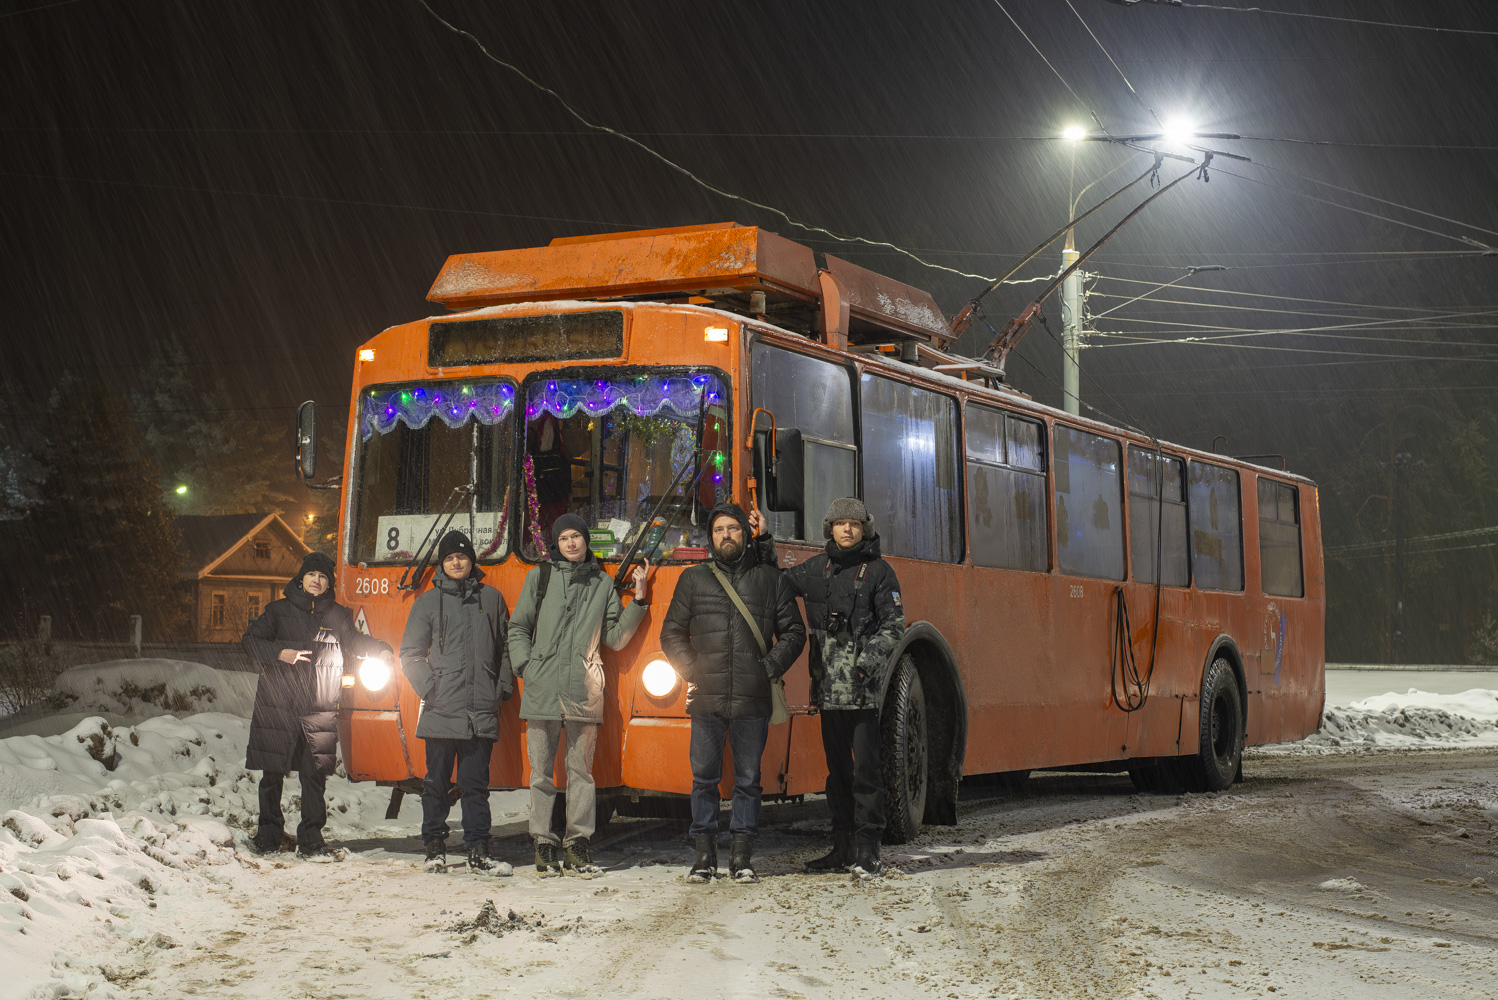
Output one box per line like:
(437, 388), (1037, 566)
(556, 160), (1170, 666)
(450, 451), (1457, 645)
(688, 713), (770, 838)
(421, 737), (495, 846)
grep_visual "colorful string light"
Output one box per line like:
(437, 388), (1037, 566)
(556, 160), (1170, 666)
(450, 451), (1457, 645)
(362, 381), (514, 441)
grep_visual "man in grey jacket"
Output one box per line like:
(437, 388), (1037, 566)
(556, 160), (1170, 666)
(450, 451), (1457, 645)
(400, 530), (513, 875)
(508, 512), (649, 876)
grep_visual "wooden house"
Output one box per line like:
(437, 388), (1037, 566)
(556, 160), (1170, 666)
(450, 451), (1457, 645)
(178, 513), (312, 642)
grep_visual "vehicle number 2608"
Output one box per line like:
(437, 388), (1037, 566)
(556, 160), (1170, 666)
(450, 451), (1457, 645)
(355, 577), (390, 596)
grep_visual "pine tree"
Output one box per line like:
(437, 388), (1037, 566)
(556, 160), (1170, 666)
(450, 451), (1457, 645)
(25, 375), (188, 640)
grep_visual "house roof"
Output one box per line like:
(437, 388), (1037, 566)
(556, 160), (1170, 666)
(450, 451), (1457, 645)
(177, 513), (310, 579)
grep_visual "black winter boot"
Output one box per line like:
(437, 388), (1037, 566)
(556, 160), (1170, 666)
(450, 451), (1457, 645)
(850, 840), (882, 880)
(687, 834), (717, 883)
(804, 829), (852, 873)
(729, 833), (757, 883)
(423, 838), (447, 873)
(467, 841), (512, 876)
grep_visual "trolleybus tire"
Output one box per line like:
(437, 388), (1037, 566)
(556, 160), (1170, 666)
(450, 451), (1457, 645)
(880, 654), (928, 844)
(1189, 656), (1245, 792)
(1127, 758), (1188, 794)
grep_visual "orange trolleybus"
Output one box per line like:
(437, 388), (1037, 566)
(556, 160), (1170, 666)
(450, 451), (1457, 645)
(300, 222), (1325, 840)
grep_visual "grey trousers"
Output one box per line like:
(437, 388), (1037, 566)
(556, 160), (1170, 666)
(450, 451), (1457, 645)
(526, 719), (599, 847)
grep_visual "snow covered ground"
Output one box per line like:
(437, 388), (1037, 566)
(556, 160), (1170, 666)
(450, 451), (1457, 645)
(1, 660), (1495, 999)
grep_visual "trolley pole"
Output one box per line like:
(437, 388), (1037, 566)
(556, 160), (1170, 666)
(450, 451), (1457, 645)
(1061, 233), (1082, 416)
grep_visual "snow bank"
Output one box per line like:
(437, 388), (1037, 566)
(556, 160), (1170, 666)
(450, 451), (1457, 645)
(1256, 687), (1498, 755)
(53, 658), (258, 723)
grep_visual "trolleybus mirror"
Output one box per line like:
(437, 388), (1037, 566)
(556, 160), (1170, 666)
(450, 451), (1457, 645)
(295, 400), (318, 483)
(753, 427), (804, 513)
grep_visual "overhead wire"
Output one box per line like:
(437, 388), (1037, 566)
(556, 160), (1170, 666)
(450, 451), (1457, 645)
(412, 0), (992, 281)
(1094, 272), (1498, 313)
(1172, 3), (1498, 38)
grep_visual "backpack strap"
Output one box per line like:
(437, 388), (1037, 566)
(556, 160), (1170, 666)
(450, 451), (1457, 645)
(535, 562), (552, 608)
(709, 564), (768, 657)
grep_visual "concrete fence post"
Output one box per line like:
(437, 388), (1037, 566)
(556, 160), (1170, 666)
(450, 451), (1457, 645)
(37, 616), (51, 647)
(129, 615), (142, 658)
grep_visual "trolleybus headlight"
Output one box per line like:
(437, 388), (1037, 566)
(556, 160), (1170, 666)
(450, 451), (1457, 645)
(358, 656), (392, 692)
(642, 658), (679, 698)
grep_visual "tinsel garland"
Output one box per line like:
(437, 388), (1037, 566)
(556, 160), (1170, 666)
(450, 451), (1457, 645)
(523, 454), (547, 555)
(477, 485), (511, 559)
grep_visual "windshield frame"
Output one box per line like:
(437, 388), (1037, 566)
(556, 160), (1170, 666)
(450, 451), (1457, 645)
(345, 375), (520, 568)
(514, 363), (734, 567)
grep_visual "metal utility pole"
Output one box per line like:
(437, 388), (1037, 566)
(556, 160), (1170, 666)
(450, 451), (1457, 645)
(1061, 232), (1083, 416)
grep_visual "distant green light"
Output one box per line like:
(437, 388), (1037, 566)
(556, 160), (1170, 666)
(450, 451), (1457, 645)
(175, 485), (188, 495)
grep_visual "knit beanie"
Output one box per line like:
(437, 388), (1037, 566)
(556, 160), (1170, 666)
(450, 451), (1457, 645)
(437, 530), (477, 564)
(296, 551), (336, 583)
(552, 513), (589, 543)
(822, 497), (873, 540)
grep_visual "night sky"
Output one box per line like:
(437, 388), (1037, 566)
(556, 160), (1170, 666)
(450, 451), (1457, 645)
(3, 0), (1496, 494)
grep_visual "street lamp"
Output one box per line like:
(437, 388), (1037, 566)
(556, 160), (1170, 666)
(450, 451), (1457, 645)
(1061, 124), (1086, 142)
(175, 485), (188, 495)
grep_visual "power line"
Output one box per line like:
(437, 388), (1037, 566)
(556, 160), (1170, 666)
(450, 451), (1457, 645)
(412, 0), (992, 282)
(1089, 334), (1498, 364)
(1328, 525), (1498, 556)
(1173, 2), (1498, 38)
(1065, 0), (1161, 124)
(1094, 272), (1498, 313)
(1214, 166), (1493, 250)
(1089, 291), (1498, 326)
(1247, 160), (1498, 241)
(991, 1), (1091, 108)
(0, 0), (84, 19)
(1093, 306), (1498, 342)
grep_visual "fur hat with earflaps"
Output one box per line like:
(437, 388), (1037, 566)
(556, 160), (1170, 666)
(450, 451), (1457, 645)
(822, 497), (873, 539)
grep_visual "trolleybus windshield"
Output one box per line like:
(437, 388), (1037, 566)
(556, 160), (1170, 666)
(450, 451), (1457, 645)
(350, 379), (517, 565)
(517, 370), (730, 563)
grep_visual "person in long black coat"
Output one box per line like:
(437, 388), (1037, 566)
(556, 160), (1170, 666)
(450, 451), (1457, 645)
(659, 502), (805, 884)
(242, 551), (391, 855)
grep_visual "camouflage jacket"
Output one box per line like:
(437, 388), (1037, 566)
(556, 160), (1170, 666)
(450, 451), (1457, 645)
(760, 533), (905, 711)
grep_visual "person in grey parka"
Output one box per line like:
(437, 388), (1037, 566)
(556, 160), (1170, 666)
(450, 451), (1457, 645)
(400, 530), (513, 876)
(508, 513), (649, 876)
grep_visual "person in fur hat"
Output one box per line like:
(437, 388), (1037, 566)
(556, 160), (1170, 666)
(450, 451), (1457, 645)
(242, 551), (393, 857)
(400, 530), (514, 875)
(750, 497), (905, 878)
(508, 513), (650, 876)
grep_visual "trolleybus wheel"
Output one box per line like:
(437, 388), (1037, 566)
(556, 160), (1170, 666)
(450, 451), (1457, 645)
(880, 654), (928, 844)
(1189, 656), (1244, 792)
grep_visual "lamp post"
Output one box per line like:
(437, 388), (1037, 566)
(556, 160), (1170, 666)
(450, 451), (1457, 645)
(1061, 126), (1087, 415)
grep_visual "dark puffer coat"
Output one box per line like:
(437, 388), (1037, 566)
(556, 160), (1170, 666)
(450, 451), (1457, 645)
(242, 580), (391, 775)
(761, 533), (905, 711)
(660, 503), (806, 718)
(400, 566), (513, 741)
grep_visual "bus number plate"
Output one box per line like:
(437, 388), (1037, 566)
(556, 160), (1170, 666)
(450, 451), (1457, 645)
(355, 577), (390, 596)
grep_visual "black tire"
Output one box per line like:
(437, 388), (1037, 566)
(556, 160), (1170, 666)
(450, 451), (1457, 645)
(880, 654), (928, 844)
(1188, 656), (1244, 792)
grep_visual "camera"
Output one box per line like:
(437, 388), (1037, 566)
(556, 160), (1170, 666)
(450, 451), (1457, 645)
(824, 611), (849, 634)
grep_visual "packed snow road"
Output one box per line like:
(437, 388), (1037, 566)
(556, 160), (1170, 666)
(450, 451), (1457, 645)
(59, 748), (1498, 1000)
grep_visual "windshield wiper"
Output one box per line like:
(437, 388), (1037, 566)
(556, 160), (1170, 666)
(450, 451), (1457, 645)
(611, 455), (707, 591)
(397, 483), (475, 591)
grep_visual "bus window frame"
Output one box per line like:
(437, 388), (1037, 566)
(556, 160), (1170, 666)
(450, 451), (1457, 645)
(1051, 422), (1128, 581)
(856, 365), (964, 565)
(513, 362), (734, 567)
(746, 333), (861, 545)
(344, 374), (521, 569)
(1186, 458), (1246, 593)
(1257, 476), (1305, 599)
(1126, 445), (1191, 589)
(963, 402), (1050, 573)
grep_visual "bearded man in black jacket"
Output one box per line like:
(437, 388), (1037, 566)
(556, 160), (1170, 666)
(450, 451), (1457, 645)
(660, 502), (805, 884)
(242, 552), (392, 856)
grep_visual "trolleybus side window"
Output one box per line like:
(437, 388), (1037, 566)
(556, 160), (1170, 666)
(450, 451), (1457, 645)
(748, 342), (857, 542)
(518, 371), (730, 563)
(1188, 461), (1245, 592)
(860, 374), (962, 563)
(351, 380), (517, 565)
(1053, 426), (1125, 580)
(965, 404), (1048, 572)
(1128, 447), (1189, 586)
(1258, 478), (1304, 598)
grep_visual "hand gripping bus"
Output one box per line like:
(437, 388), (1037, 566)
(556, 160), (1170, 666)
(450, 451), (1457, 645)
(296, 222), (1325, 840)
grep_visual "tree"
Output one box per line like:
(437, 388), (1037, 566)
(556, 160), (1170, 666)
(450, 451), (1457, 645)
(18, 375), (188, 640)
